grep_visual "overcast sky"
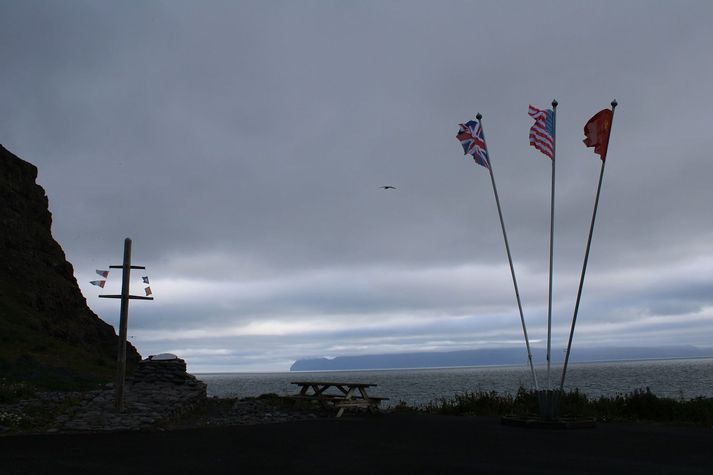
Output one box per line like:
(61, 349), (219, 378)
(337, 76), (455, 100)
(2, 1), (713, 372)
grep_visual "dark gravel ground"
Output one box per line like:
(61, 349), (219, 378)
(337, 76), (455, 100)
(1, 413), (711, 474)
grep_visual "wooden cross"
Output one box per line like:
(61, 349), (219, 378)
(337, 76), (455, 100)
(99, 238), (153, 411)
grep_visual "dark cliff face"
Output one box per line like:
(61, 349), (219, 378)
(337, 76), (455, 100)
(0, 144), (140, 388)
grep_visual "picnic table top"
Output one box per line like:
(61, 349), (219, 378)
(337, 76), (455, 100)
(290, 381), (377, 387)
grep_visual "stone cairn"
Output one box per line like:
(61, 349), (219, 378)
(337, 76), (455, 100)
(132, 355), (206, 392)
(59, 354), (207, 432)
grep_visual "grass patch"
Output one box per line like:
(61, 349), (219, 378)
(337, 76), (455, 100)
(426, 387), (713, 426)
(0, 379), (36, 403)
(0, 355), (113, 391)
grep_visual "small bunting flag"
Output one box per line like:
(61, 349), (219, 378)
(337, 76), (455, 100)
(142, 276), (150, 284)
(96, 270), (109, 278)
(90, 280), (106, 288)
(145, 286), (152, 296)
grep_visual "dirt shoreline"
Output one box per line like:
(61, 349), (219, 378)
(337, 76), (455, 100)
(1, 413), (711, 474)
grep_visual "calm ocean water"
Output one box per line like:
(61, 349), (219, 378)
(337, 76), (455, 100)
(196, 358), (713, 407)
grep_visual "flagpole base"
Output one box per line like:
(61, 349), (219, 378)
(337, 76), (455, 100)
(536, 389), (562, 421)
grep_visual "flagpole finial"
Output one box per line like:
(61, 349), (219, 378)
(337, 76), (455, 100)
(476, 113), (482, 120)
(611, 99), (618, 109)
(552, 99), (558, 108)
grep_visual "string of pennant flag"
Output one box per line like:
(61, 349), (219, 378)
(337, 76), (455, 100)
(90, 269), (152, 296)
(89, 269), (109, 288)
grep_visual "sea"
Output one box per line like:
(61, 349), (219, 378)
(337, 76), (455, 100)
(196, 357), (713, 408)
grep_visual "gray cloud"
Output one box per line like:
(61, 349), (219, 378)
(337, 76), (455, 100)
(3, 1), (713, 371)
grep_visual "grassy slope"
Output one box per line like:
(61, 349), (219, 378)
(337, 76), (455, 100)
(0, 284), (117, 389)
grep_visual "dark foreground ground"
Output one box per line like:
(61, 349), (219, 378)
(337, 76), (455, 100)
(1, 413), (711, 474)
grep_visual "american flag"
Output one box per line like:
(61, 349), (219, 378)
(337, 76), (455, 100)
(90, 280), (106, 288)
(456, 119), (490, 169)
(528, 105), (555, 159)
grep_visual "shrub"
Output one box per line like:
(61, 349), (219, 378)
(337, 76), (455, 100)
(0, 411), (24, 427)
(424, 386), (713, 426)
(0, 379), (36, 403)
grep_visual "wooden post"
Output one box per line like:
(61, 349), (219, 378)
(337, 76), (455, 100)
(115, 238), (132, 411)
(99, 238), (153, 412)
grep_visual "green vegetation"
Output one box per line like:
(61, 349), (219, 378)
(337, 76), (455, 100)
(0, 351), (115, 391)
(405, 387), (713, 426)
(0, 282), (124, 391)
(0, 379), (36, 404)
(0, 379), (87, 432)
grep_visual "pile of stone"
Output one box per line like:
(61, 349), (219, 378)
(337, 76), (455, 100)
(59, 354), (207, 432)
(227, 399), (318, 425)
(166, 397), (322, 429)
(132, 354), (205, 388)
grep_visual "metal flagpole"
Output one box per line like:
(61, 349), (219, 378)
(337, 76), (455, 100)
(477, 113), (539, 390)
(560, 100), (618, 391)
(546, 99), (558, 389)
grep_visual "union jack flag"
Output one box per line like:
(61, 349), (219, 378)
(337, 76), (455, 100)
(456, 119), (489, 169)
(529, 105), (555, 159)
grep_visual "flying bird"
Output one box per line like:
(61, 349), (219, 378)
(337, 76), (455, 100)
(380, 186), (397, 190)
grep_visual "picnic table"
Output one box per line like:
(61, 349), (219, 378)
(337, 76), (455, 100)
(290, 381), (388, 417)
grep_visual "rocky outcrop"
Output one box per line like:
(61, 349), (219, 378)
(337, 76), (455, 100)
(0, 144), (140, 387)
(131, 355), (205, 387)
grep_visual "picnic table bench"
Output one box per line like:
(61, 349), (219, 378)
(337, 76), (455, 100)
(290, 381), (389, 417)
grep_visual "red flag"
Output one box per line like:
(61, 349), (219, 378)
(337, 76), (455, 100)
(145, 286), (152, 296)
(583, 108), (613, 160)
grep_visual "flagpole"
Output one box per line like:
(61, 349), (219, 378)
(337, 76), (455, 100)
(560, 100), (617, 391)
(546, 99), (557, 390)
(477, 113), (539, 390)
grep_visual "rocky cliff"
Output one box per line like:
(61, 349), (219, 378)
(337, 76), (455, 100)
(290, 346), (713, 371)
(0, 144), (140, 388)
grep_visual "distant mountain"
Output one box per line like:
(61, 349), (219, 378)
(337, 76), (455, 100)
(0, 145), (141, 388)
(290, 345), (713, 371)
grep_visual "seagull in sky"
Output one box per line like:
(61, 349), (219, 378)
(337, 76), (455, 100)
(380, 185), (397, 190)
